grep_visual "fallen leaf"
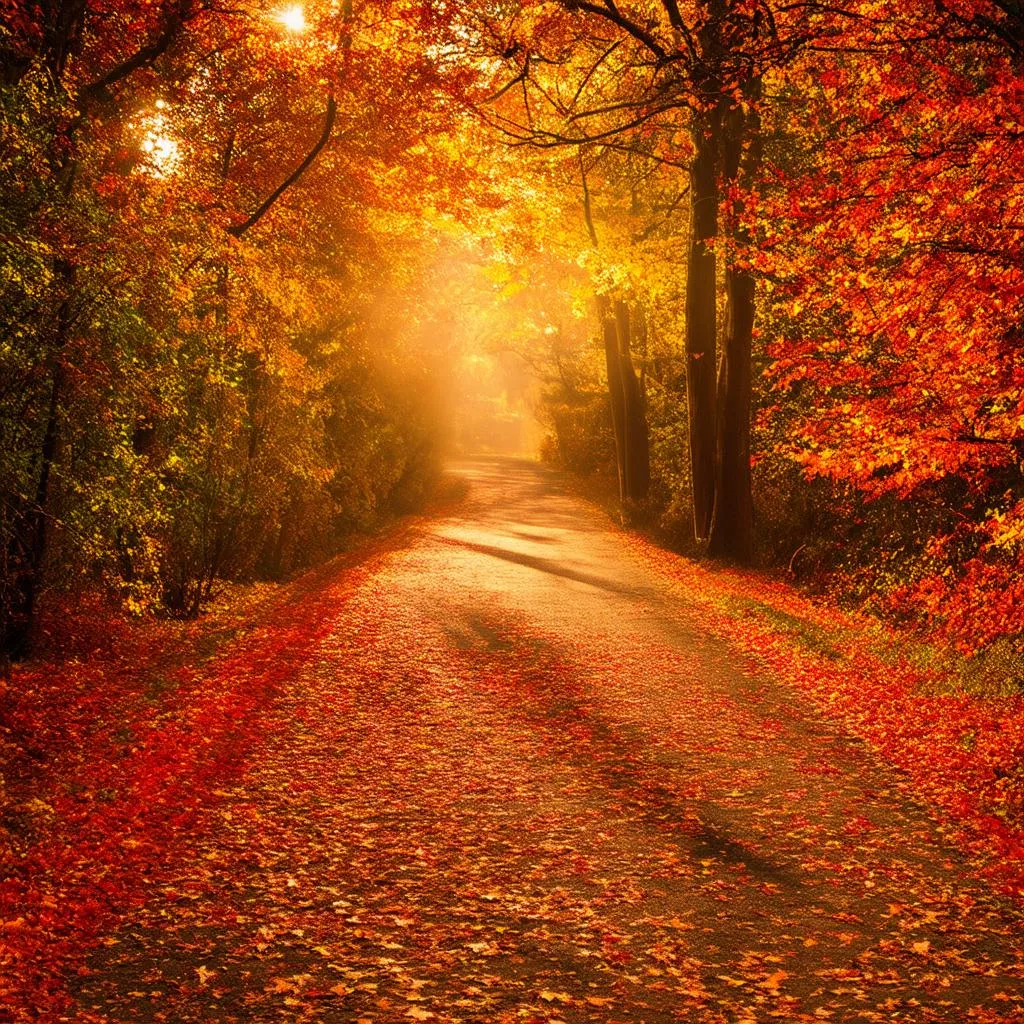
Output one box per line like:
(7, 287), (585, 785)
(540, 990), (573, 1004)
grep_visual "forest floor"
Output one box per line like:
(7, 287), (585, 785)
(2, 456), (1024, 1024)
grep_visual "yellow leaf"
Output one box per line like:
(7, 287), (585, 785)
(760, 969), (790, 991)
(540, 990), (573, 1003)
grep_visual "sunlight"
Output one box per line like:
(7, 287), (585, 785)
(141, 131), (180, 174)
(274, 4), (307, 32)
(137, 104), (181, 177)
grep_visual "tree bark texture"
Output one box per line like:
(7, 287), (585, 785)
(685, 102), (720, 541)
(599, 296), (629, 505)
(613, 300), (650, 501)
(598, 297), (650, 504)
(709, 81), (762, 562)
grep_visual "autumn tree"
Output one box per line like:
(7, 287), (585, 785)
(754, 0), (1024, 651)
(1, 0), (212, 652)
(0, 0), (468, 654)
(468, 0), (798, 560)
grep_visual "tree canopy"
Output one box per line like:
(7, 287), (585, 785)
(2, 0), (1023, 664)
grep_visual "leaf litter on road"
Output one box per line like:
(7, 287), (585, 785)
(4, 460), (1024, 1023)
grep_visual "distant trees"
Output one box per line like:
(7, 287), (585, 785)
(598, 297), (651, 505)
(580, 159), (650, 505)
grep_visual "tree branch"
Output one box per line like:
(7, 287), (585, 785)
(227, 95), (337, 238)
(79, 1), (197, 103)
(560, 0), (668, 59)
(579, 151), (600, 247)
(659, 0), (699, 63)
(483, 55), (531, 104)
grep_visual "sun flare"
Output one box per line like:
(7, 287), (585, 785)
(274, 4), (307, 32)
(135, 105), (181, 177)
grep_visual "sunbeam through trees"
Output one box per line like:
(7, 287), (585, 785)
(2, 1), (1024, 1021)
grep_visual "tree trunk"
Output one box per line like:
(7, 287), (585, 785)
(4, 286), (69, 657)
(686, 103), (721, 540)
(599, 296), (628, 505)
(709, 81), (762, 563)
(580, 155), (649, 505)
(613, 300), (650, 501)
(709, 264), (754, 560)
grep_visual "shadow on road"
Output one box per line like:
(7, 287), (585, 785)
(454, 607), (792, 889)
(433, 534), (657, 601)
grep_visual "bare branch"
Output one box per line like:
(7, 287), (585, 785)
(227, 96), (337, 238)
(559, 0), (668, 60)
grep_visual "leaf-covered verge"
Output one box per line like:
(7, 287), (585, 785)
(563, 469), (1024, 897)
(0, 511), (434, 1019)
(623, 534), (1024, 900)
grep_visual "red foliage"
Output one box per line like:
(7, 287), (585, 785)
(753, 1), (1024, 650)
(0, 529), (418, 1019)
(626, 534), (1024, 897)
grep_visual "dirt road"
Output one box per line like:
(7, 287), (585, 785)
(47, 459), (1024, 1021)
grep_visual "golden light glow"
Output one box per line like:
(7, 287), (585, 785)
(274, 4), (307, 32)
(138, 108), (181, 177)
(141, 132), (180, 175)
